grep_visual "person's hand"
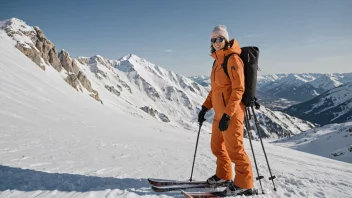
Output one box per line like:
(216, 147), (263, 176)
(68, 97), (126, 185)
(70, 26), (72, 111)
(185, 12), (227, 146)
(219, 113), (231, 131)
(198, 106), (207, 124)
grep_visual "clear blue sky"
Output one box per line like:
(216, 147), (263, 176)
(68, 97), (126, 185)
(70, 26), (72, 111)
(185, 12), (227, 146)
(1, 0), (351, 76)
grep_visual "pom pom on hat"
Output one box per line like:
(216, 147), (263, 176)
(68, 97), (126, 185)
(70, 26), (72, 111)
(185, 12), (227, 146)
(211, 25), (229, 42)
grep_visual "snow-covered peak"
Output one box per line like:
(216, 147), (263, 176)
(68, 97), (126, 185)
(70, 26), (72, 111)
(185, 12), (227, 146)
(0, 18), (38, 49)
(258, 73), (317, 92)
(119, 53), (140, 61)
(189, 76), (211, 90)
(257, 73), (282, 83)
(82, 55), (119, 69)
(281, 73), (316, 86)
(337, 72), (352, 84)
(0, 18), (34, 32)
(309, 74), (343, 90)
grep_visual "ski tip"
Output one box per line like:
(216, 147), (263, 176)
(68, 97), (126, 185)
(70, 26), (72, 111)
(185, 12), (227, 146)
(147, 178), (164, 186)
(148, 179), (159, 186)
(151, 186), (165, 192)
(181, 190), (193, 198)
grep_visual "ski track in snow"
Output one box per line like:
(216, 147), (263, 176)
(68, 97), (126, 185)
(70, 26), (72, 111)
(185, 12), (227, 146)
(0, 24), (352, 198)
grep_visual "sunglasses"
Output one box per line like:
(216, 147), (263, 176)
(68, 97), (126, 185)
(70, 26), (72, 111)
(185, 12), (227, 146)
(211, 37), (224, 43)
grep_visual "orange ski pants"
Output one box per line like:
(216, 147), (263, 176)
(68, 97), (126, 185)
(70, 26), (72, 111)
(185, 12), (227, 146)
(210, 104), (254, 189)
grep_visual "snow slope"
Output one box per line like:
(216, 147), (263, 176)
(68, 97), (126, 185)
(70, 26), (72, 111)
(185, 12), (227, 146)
(272, 121), (352, 163)
(1, 29), (352, 198)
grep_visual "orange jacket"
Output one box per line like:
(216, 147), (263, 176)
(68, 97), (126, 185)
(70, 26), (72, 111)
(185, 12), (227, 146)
(203, 39), (245, 120)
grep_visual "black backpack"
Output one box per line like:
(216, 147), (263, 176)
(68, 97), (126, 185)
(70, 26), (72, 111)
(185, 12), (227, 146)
(212, 46), (260, 108)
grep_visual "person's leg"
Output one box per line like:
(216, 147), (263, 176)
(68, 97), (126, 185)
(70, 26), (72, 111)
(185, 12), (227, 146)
(210, 119), (233, 181)
(222, 106), (254, 189)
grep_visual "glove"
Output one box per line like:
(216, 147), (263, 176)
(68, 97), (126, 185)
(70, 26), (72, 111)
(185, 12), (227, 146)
(198, 105), (207, 124)
(219, 113), (231, 131)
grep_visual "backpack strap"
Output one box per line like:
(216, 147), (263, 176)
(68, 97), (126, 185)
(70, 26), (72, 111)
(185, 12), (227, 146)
(222, 53), (236, 79)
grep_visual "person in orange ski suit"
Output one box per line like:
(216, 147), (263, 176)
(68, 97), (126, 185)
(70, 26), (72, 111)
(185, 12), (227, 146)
(198, 25), (254, 195)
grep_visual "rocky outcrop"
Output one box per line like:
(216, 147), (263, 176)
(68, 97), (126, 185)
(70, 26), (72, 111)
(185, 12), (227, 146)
(77, 57), (89, 65)
(65, 74), (82, 92)
(58, 50), (79, 75)
(90, 90), (103, 104)
(140, 106), (170, 123)
(6, 23), (63, 72)
(33, 27), (62, 71)
(105, 85), (120, 96)
(59, 50), (102, 102)
(77, 71), (93, 92)
(1, 18), (102, 104)
(15, 43), (43, 70)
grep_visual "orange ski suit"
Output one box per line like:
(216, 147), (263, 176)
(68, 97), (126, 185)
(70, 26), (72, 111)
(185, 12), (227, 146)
(202, 39), (254, 189)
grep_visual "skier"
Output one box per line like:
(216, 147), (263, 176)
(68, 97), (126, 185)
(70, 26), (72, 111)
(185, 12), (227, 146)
(198, 25), (254, 196)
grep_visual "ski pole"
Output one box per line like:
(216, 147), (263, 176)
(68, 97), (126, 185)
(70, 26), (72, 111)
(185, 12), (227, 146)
(245, 107), (264, 194)
(249, 105), (277, 191)
(189, 122), (203, 182)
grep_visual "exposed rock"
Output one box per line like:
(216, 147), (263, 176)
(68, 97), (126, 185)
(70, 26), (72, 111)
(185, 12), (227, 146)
(2, 19), (103, 105)
(120, 81), (132, 94)
(331, 151), (344, 157)
(65, 74), (82, 92)
(116, 84), (123, 92)
(33, 27), (62, 72)
(89, 90), (103, 104)
(15, 42), (42, 69)
(58, 50), (79, 75)
(105, 85), (120, 96)
(158, 113), (170, 123)
(77, 57), (89, 65)
(77, 71), (93, 92)
(140, 106), (170, 123)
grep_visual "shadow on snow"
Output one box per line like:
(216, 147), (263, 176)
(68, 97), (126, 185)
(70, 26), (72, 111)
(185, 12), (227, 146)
(0, 165), (182, 196)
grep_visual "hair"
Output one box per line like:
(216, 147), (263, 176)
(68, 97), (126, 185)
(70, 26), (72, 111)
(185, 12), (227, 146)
(210, 39), (232, 53)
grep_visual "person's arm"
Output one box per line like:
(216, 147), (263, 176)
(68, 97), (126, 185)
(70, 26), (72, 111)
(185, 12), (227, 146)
(202, 90), (213, 110)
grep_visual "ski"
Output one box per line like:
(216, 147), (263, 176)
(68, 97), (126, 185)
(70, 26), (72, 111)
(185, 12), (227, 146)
(151, 182), (229, 192)
(148, 178), (207, 186)
(181, 188), (259, 198)
(151, 183), (212, 192)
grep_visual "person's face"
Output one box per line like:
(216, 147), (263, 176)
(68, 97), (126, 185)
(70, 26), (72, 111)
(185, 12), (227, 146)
(211, 36), (225, 51)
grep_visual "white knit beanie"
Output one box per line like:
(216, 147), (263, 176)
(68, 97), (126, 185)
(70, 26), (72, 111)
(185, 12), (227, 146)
(211, 25), (229, 42)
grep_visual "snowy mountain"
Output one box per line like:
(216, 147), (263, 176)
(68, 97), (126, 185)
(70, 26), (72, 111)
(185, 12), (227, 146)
(76, 53), (314, 138)
(1, 27), (352, 198)
(189, 75), (211, 91)
(309, 74), (343, 90)
(283, 81), (352, 126)
(0, 18), (207, 129)
(258, 73), (352, 102)
(0, 18), (314, 139)
(76, 52), (208, 125)
(193, 72), (352, 110)
(273, 121), (352, 163)
(247, 105), (315, 139)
